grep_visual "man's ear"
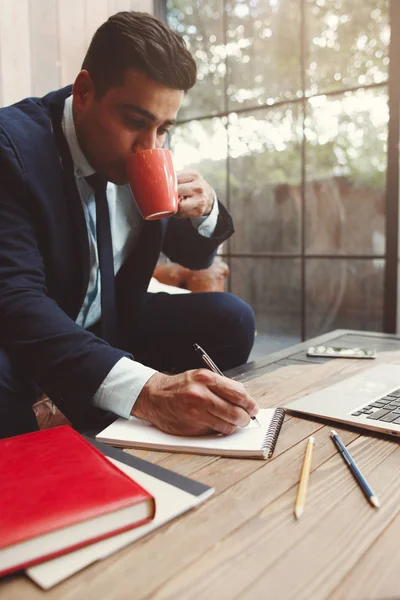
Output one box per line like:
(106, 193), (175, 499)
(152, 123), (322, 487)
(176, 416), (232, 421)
(72, 70), (95, 111)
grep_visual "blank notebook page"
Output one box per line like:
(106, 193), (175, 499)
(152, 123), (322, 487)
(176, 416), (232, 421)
(96, 408), (285, 459)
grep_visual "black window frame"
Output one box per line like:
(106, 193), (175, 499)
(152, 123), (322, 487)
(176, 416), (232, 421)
(161, 0), (399, 338)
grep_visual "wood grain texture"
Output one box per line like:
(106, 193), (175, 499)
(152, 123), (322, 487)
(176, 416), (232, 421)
(84, 0), (108, 49)
(0, 0), (155, 108)
(28, 0), (60, 97)
(329, 510), (400, 600)
(131, 0), (154, 12)
(0, 0), (31, 107)
(1, 341), (400, 599)
(57, 0), (85, 87)
(108, 0), (132, 14)
(152, 437), (398, 600)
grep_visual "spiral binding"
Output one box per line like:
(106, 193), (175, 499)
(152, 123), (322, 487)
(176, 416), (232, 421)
(261, 408), (286, 458)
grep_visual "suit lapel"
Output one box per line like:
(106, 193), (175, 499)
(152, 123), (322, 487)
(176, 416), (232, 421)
(48, 95), (91, 313)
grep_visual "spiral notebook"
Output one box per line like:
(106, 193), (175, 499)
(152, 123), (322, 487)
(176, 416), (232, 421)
(96, 408), (285, 459)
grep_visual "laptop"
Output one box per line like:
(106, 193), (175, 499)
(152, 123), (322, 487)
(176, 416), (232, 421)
(284, 364), (400, 438)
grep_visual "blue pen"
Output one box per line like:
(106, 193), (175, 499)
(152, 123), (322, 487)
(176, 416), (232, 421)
(330, 430), (380, 508)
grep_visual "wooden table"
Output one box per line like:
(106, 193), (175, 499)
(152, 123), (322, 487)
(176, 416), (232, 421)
(2, 329), (400, 600)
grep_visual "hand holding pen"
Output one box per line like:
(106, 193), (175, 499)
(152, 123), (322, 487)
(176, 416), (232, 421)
(133, 349), (259, 437)
(193, 343), (261, 427)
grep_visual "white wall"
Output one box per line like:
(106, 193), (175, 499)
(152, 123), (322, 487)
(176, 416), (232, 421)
(0, 0), (154, 107)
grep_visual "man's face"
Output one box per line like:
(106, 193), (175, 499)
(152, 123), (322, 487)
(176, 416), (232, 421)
(72, 68), (184, 184)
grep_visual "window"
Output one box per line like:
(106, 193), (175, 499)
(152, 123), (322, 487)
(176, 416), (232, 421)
(166, 0), (392, 344)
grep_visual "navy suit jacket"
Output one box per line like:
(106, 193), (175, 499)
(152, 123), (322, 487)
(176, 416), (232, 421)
(0, 86), (234, 422)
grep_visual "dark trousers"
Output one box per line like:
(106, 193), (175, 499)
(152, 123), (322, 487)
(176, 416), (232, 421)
(0, 349), (39, 439)
(0, 291), (255, 439)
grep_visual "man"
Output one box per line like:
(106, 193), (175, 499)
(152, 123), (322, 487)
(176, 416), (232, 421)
(0, 11), (257, 439)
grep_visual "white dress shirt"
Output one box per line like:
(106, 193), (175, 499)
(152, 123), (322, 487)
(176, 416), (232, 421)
(62, 95), (219, 418)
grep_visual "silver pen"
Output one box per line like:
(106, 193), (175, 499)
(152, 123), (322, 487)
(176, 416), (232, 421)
(193, 343), (261, 427)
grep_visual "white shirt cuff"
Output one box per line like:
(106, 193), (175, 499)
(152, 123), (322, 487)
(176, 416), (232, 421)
(92, 357), (157, 419)
(190, 190), (219, 237)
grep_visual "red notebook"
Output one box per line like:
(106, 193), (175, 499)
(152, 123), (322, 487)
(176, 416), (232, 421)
(0, 425), (155, 577)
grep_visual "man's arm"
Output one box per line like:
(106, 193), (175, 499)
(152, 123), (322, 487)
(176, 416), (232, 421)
(162, 170), (234, 270)
(0, 135), (126, 421)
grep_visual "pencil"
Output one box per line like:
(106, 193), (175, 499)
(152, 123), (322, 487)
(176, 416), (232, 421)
(330, 430), (380, 508)
(294, 436), (315, 519)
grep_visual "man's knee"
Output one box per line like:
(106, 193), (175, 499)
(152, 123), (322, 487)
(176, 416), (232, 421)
(216, 292), (255, 336)
(206, 292), (256, 368)
(131, 290), (256, 373)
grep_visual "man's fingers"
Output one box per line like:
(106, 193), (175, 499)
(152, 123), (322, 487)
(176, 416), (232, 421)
(177, 171), (197, 184)
(207, 414), (239, 436)
(207, 395), (251, 428)
(188, 370), (258, 427)
(176, 196), (207, 218)
(177, 183), (196, 198)
(206, 374), (259, 417)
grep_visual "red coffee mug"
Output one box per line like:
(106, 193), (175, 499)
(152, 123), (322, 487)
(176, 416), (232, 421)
(126, 148), (179, 220)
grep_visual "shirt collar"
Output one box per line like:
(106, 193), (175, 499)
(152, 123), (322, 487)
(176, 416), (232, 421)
(62, 95), (95, 179)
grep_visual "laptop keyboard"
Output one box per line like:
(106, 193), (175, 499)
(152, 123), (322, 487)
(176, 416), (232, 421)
(351, 388), (400, 424)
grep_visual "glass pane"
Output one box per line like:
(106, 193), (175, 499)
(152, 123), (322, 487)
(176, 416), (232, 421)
(167, 0), (225, 119)
(228, 105), (303, 254)
(169, 118), (227, 201)
(226, 0), (302, 110)
(305, 87), (388, 255)
(306, 258), (384, 337)
(230, 258), (301, 345)
(306, 0), (389, 95)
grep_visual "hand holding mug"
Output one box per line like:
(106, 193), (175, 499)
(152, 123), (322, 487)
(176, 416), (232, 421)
(126, 150), (215, 221)
(175, 170), (215, 218)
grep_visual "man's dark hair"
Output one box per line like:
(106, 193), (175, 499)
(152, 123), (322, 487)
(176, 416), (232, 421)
(82, 11), (197, 97)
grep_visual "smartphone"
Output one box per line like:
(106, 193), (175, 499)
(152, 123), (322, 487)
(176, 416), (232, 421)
(306, 345), (377, 359)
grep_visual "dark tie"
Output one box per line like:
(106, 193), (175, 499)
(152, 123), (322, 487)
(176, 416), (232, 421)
(86, 174), (117, 345)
